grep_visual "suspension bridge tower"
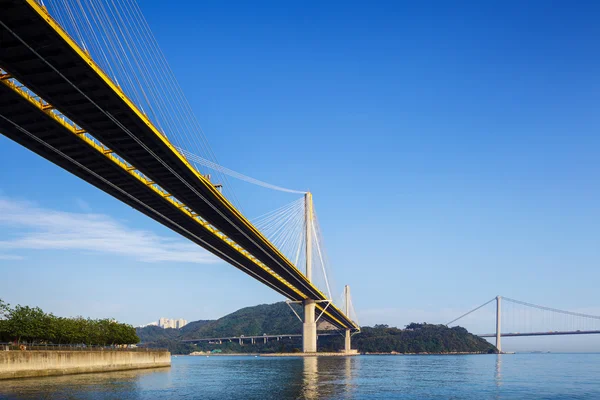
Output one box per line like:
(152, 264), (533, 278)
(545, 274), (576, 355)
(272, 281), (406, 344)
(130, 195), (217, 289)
(496, 295), (502, 353)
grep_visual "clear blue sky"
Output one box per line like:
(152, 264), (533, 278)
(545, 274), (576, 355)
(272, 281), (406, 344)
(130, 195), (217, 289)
(1, 0), (599, 351)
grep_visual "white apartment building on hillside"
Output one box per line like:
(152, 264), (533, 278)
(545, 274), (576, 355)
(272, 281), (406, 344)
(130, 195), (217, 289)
(158, 318), (188, 329)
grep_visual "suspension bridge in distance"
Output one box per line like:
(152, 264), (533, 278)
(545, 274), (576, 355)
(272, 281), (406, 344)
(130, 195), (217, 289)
(448, 296), (600, 353)
(0, 0), (359, 353)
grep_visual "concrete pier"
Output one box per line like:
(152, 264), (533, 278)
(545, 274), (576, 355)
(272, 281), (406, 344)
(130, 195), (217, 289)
(344, 285), (353, 353)
(303, 299), (317, 353)
(345, 329), (351, 353)
(0, 350), (171, 380)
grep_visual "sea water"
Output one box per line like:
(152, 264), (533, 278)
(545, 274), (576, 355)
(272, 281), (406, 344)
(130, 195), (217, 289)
(1, 353), (599, 399)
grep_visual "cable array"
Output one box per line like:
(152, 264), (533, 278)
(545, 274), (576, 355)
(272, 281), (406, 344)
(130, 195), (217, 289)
(253, 197), (306, 264)
(178, 148), (306, 194)
(23, 1), (355, 324)
(336, 289), (360, 328)
(1, 5), (325, 304)
(311, 207), (335, 302)
(42, 0), (240, 208)
(500, 297), (600, 334)
(252, 197), (338, 301)
(447, 296), (600, 335)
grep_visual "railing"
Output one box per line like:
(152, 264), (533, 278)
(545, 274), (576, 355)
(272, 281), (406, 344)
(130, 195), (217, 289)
(0, 343), (167, 352)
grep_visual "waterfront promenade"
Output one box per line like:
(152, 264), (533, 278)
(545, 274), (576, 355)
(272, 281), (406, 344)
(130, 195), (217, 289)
(0, 350), (170, 380)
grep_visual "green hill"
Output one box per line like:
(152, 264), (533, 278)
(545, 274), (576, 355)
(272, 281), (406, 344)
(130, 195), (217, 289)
(352, 323), (495, 354)
(180, 302), (302, 339)
(136, 303), (304, 353)
(137, 303), (496, 354)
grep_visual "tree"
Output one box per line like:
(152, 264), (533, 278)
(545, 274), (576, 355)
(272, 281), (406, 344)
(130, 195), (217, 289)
(5, 305), (46, 343)
(0, 299), (11, 342)
(0, 299), (139, 346)
(0, 299), (10, 319)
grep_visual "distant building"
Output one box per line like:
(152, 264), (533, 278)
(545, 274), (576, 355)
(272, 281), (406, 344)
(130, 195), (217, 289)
(157, 317), (187, 329)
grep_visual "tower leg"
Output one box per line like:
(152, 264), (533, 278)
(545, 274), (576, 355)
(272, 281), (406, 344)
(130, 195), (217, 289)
(303, 299), (317, 353)
(344, 329), (351, 353)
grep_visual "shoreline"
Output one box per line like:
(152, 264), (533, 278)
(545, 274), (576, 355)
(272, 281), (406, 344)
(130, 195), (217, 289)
(188, 352), (259, 356)
(184, 351), (492, 357)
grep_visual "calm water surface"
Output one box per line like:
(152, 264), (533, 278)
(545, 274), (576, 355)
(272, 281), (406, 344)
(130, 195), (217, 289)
(1, 354), (599, 399)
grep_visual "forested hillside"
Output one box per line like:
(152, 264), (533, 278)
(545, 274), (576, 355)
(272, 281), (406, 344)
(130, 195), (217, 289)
(137, 303), (496, 355)
(352, 323), (496, 353)
(136, 303), (303, 353)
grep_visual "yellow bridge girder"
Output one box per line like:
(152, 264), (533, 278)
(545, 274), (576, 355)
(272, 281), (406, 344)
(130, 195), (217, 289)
(0, 74), (351, 330)
(0, 0), (359, 331)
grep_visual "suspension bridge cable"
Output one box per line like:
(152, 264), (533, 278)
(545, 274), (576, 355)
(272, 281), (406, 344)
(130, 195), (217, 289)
(503, 297), (600, 320)
(446, 297), (497, 326)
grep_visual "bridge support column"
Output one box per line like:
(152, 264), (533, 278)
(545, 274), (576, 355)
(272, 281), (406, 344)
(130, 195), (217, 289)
(344, 285), (353, 353)
(344, 329), (351, 353)
(496, 295), (502, 353)
(239, 338), (242, 345)
(264, 337), (267, 344)
(303, 299), (317, 353)
(302, 192), (317, 353)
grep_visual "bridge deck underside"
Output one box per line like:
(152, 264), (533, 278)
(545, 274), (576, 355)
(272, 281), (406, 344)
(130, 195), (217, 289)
(0, 82), (301, 301)
(0, 0), (357, 331)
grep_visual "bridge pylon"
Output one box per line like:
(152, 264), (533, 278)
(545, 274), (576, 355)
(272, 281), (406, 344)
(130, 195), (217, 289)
(303, 192), (317, 353)
(344, 285), (353, 353)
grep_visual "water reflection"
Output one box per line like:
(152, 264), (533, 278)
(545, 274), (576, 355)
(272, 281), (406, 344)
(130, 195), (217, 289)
(298, 356), (358, 399)
(0, 367), (171, 399)
(344, 356), (353, 397)
(301, 357), (319, 399)
(3, 354), (591, 399)
(495, 354), (503, 387)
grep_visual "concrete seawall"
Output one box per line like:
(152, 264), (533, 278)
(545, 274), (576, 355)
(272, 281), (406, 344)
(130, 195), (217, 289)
(0, 350), (171, 380)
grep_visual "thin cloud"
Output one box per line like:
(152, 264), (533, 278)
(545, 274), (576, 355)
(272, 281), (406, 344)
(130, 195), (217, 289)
(0, 254), (24, 260)
(75, 198), (92, 212)
(0, 197), (217, 264)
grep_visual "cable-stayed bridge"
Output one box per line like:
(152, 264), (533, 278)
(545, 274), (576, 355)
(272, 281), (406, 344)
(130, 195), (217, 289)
(0, 0), (359, 353)
(448, 296), (600, 352)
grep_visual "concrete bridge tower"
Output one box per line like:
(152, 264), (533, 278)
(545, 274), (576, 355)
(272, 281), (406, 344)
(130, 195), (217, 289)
(303, 192), (317, 353)
(344, 285), (352, 353)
